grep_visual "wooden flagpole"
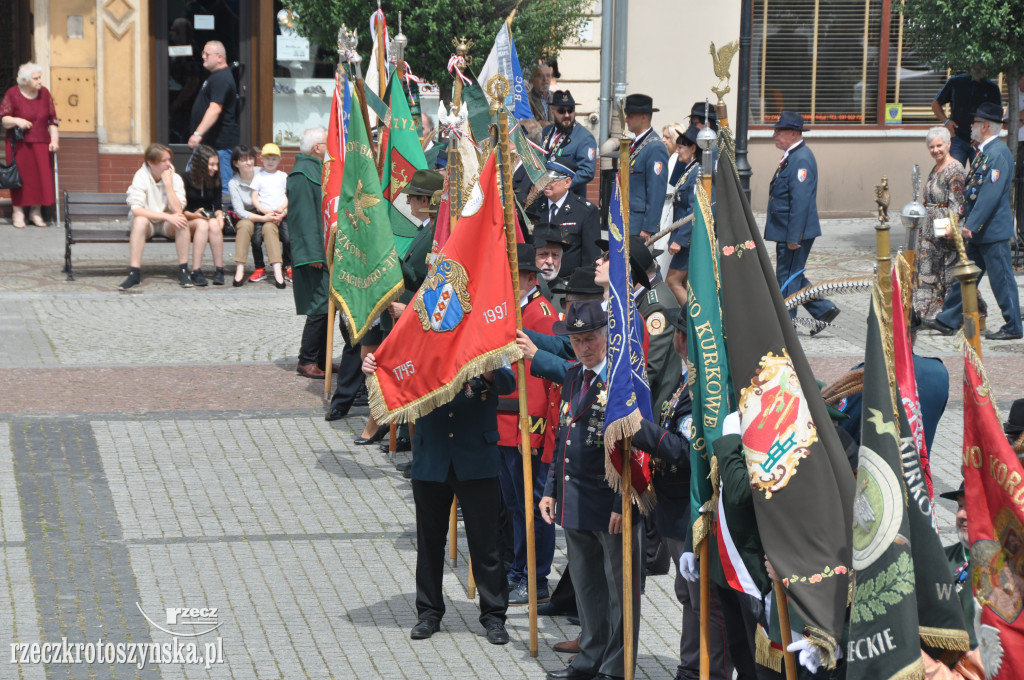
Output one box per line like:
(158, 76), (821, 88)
(950, 213), (983, 357)
(616, 105), (636, 680)
(489, 73), (539, 657)
(774, 580), (799, 680)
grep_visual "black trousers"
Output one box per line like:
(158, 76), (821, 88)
(411, 467), (508, 627)
(298, 313), (327, 367)
(329, 319), (365, 414)
(548, 567), (578, 616)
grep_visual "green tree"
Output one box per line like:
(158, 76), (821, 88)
(902, 0), (1024, 157)
(282, 0), (590, 95)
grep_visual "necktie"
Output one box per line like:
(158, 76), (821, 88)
(549, 204), (556, 223)
(576, 369), (595, 410)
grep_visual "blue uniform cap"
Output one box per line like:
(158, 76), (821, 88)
(773, 111), (806, 131)
(546, 158), (577, 180)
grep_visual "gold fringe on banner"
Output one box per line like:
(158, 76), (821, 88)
(821, 369), (865, 405)
(886, 659), (926, 680)
(804, 626), (841, 671)
(692, 455), (721, 549)
(331, 275), (405, 345)
(894, 252), (915, 319)
(872, 283), (902, 434)
(920, 626), (971, 652)
(755, 625), (784, 672)
(367, 341), (523, 424)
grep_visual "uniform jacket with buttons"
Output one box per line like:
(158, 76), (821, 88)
(498, 290), (558, 454)
(637, 281), (682, 418)
(541, 121), (597, 199)
(631, 375), (692, 540)
(543, 363), (640, 530)
(963, 137), (1015, 243)
(670, 160), (701, 248)
(628, 128), (670, 236)
(764, 141), (822, 244)
(529, 191), (601, 279)
(411, 368), (516, 482)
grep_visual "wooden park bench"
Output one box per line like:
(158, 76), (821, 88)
(62, 191), (234, 281)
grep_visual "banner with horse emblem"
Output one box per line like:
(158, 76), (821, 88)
(367, 151), (521, 423)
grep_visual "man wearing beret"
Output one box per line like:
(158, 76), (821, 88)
(764, 111), (840, 334)
(923, 102), (1022, 341)
(623, 93), (670, 240)
(542, 90), (597, 200)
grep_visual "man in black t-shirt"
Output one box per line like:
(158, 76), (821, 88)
(932, 68), (1001, 166)
(189, 40), (239, 192)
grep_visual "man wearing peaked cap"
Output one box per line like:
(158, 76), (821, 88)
(542, 90), (597, 200)
(528, 158), (602, 289)
(623, 94), (670, 240)
(764, 110), (841, 335)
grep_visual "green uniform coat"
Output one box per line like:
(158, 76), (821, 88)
(286, 154), (328, 316)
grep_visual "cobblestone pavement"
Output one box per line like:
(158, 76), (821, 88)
(0, 218), (1021, 678)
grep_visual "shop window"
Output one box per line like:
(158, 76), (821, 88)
(272, 4), (335, 147)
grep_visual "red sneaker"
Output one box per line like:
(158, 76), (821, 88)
(248, 268), (267, 282)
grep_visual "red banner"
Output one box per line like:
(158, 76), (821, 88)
(321, 70), (347, 256)
(892, 269), (933, 498)
(367, 152), (522, 423)
(962, 344), (1024, 680)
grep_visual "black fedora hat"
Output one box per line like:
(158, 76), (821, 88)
(667, 307), (688, 334)
(677, 124), (701, 147)
(402, 169), (444, 196)
(939, 481), (965, 502)
(773, 111), (806, 131)
(1005, 398), (1024, 438)
(551, 265), (603, 295)
(553, 299), (607, 336)
(690, 101), (718, 126)
(595, 235), (654, 290)
(971, 101), (1004, 124)
(533, 222), (570, 249)
(516, 243), (541, 273)
(624, 93), (659, 114)
(551, 90), (576, 108)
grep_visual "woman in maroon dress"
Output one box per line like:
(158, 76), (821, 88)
(1, 63), (59, 228)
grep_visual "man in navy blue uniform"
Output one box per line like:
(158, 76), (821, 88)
(923, 102), (1022, 340)
(361, 355), (516, 645)
(542, 91), (597, 200)
(931, 69), (1001, 166)
(540, 300), (640, 680)
(623, 94), (669, 239)
(764, 111), (839, 334)
(529, 159), (602, 280)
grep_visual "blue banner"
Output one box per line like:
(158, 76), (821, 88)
(605, 178), (653, 442)
(491, 24), (533, 121)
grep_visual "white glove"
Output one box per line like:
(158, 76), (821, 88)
(679, 552), (699, 582)
(786, 638), (841, 674)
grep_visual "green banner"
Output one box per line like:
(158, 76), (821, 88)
(382, 72), (429, 258)
(330, 90), (405, 344)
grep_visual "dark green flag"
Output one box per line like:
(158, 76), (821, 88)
(715, 136), (854, 666)
(330, 90), (405, 343)
(847, 288), (923, 679)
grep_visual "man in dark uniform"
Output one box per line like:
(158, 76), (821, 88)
(529, 159), (601, 279)
(689, 101), (718, 132)
(499, 244), (559, 605)
(361, 355), (515, 645)
(542, 91), (597, 200)
(923, 102), (1022, 340)
(540, 300), (641, 680)
(533, 222), (570, 303)
(286, 127), (331, 378)
(764, 111), (839, 334)
(938, 482), (976, 647)
(623, 94), (670, 239)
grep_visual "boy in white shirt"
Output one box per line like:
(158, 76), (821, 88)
(250, 142), (290, 280)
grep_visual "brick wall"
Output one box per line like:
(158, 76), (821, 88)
(57, 136), (100, 193)
(98, 153), (144, 193)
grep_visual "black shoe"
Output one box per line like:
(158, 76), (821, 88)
(118, 271), (141, 290)
(190, 269), (208, 287)
(566, 615), (580, 626)
(546, 666), (595, 680)
(509, 581), (551, 605)
(810, 307), (840, 337)
(402, 467), (411, 479)
(354, 428), (386, 445)
(383, 437), (411, 452)
(212, 267), (225, 285)
(484, 621), (509, 645)
(324, 407), (348, 422)
(178, 268), (194, 288)
(353, 385), (370, 407)
(232, 275), (245, 287)
(410, 619), (440, 640)
(985, 329), (1023, 340)
(537, 601), (570, 617)
(395, 460), (412, 472)
(922, 317), (956, 336)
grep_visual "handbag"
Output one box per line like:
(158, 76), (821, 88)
(0, 135), (21, 190)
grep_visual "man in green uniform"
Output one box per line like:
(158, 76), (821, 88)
(286, 127), (329, 379)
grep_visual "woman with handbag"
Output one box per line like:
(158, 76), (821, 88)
(1, 63), (59, 228)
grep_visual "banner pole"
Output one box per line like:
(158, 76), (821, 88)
(615, 106), (636, 680)
(324, 49), (347, 396)
(447, 38), (472, 236)
(949, 213), (983, 358)
(487, 73), (538, 657)
(774, 580), (799, 680)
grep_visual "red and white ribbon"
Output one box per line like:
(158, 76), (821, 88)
(447, 55), (472, 85)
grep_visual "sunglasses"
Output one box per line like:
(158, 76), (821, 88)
(556, 108), (575, 114)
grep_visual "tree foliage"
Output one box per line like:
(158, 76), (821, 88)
(281, 0), (591, 95)
(902, 0), (1024, 154)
